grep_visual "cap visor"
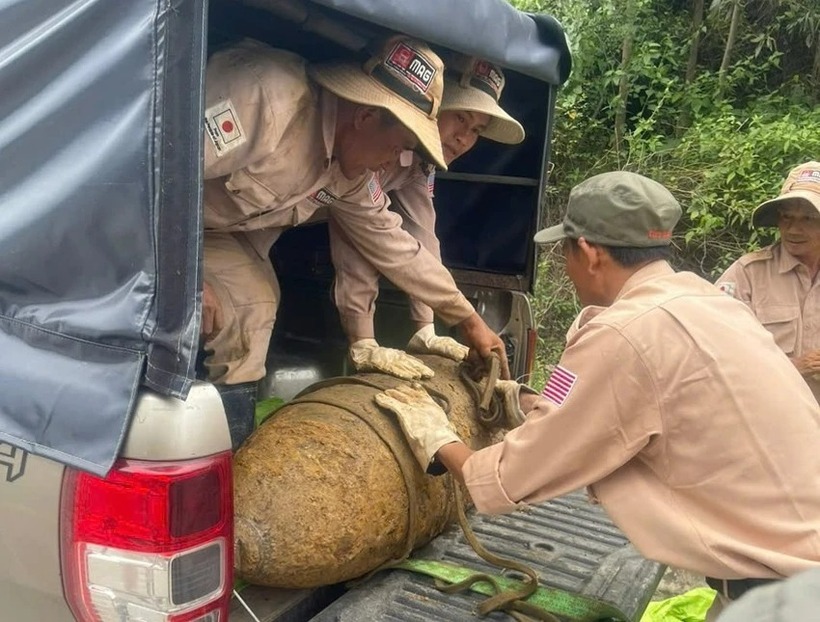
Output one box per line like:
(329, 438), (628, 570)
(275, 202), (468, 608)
(310, 63), (447, 170)
(534, 224), (566, 244)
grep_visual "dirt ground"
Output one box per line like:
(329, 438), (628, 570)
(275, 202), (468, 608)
(652, 567), (709, 601)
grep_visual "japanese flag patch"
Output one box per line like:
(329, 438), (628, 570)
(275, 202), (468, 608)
(204, 99), (246, 157)
(541, 365), (578, 406)
(718, 282), (736, 297)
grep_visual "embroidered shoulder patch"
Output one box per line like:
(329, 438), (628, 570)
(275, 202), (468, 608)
(426, 172), (435, 197)
(367, 175), (383, 204)
(718, 282), (736, 297)
(204, 99), (246, 157)
(541, 365), (578, 406)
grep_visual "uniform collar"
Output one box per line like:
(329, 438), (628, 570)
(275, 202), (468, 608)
(774, 242), (804, 275)
(614, 260), (675, 302)
(319, 88), (337, 165)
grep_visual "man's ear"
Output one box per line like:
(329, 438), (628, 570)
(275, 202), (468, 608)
(352, 106), (381, 129)
(576, 237), (604, 273)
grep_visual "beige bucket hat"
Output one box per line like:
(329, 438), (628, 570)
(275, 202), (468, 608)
(752, 161), (820, 227)
(440, 54), (525, 145)
(309, 35), (447, 170)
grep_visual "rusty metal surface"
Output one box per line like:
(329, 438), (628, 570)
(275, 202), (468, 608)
(233, 356), (506, 589)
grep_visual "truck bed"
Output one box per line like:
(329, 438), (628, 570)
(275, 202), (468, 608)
(230, 490), (664, 621)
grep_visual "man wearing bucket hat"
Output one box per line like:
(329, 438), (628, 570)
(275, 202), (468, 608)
(327, 54), (525, 380)
(716, 161), (820, 403)
(374, 171), (820, 619)
(200, 36), (509, 449)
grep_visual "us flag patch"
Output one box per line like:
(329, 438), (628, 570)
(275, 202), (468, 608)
(426, 172), (435, 197)
(542, 365), (578, 406)
(367, 175), (383, 203)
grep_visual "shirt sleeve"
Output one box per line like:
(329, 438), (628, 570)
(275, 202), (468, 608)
(203, 46), (303, 179)
(329, 174), (474, 326)
(390, 169), (439, 326)
(463, 322), (662, 514)
(715, 260), (753, 306)
(328, 216), (380, 340)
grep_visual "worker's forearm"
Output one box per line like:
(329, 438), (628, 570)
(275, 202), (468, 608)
(435, 441), (474, 484)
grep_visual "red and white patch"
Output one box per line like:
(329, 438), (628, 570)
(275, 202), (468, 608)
(718, 282), (736, 297)
(541, 365), (578, 406)
(385, 42), (436, 93)
(204, 99), (246, 157)
(367, 175), (383, 204)
(308, 187), (338, 207)
(472, 60), (503, 100)
(426, 172), (435, 197)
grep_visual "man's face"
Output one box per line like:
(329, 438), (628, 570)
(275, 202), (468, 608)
(337, 108), (418, 179)
(563, 238), (594, 307)
(777, 205), (820, 260)
(437, 110), (490, 165)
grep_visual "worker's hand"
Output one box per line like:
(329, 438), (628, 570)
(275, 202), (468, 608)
(201, 281), (224, 338)
(407, 324), (469, 361)
(375, 383), (461, 471)
(494, 380), (539, 428)
(457, 312), (511, 380)
(793, 349), (820, 380)
(349, 339), (435, 380)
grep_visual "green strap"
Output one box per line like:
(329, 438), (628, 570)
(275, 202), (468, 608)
(395, 558), (629, 622)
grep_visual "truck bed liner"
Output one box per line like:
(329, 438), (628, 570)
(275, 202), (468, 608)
(309, 489), (664, 621)
(230, 490), (663, 621)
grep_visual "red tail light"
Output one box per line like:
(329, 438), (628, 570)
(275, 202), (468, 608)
(60, 453), (233, 622)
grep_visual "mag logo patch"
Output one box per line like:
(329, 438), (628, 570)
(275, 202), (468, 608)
(308, 188), (338, 207)
(472, 60), (503, 100)
(386, 42), (436, 93)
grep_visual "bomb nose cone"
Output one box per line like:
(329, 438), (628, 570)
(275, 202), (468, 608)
(235, 516), (268, 577)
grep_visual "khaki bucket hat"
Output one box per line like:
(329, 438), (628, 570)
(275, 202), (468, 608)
(441, 54), (525, 145)
(752, 161), (820, 227)
(309, 35), (447, 170)
(534, 171), (681, 247)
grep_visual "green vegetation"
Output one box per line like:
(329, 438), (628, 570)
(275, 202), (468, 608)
(513, 0), (819, 376)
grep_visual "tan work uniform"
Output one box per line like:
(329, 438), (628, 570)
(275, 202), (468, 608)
(716, 243), (820, 402)
(329, 155), (439, 338)
(464, 261), (820, 579)
(202, 40), (474, 384)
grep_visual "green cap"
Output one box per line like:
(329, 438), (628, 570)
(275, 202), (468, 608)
(534, 171), (682, 247)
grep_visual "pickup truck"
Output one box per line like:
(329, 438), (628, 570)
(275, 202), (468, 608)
(0, 1), (663, 621)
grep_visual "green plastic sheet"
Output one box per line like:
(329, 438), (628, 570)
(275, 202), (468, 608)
(640, 588), (717, 622)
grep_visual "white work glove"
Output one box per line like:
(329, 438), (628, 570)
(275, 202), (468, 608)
(495, 380), (539, 428)
(349, 339), (435, 380)
(407, 324), (469, 361)
(375, 383), (461, 471)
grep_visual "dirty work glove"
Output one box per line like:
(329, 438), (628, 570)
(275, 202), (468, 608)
(349, 339), (435, 380)
(495, 380), (539, 428)
(407, 324), (470, 361)
(375, 383), (461, 471)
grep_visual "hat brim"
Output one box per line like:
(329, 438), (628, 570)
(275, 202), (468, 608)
(441, 85), (525, 145)
(752, 191), (820, 227)
(309, 63), (447, 170)
(534, 224), (567, 245)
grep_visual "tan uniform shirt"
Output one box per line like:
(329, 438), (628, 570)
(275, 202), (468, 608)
(464, 261), (820, 579)
(329, 156), (440, 337)
(203, 40), (473, 325)
(716, 243), (820, 401)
